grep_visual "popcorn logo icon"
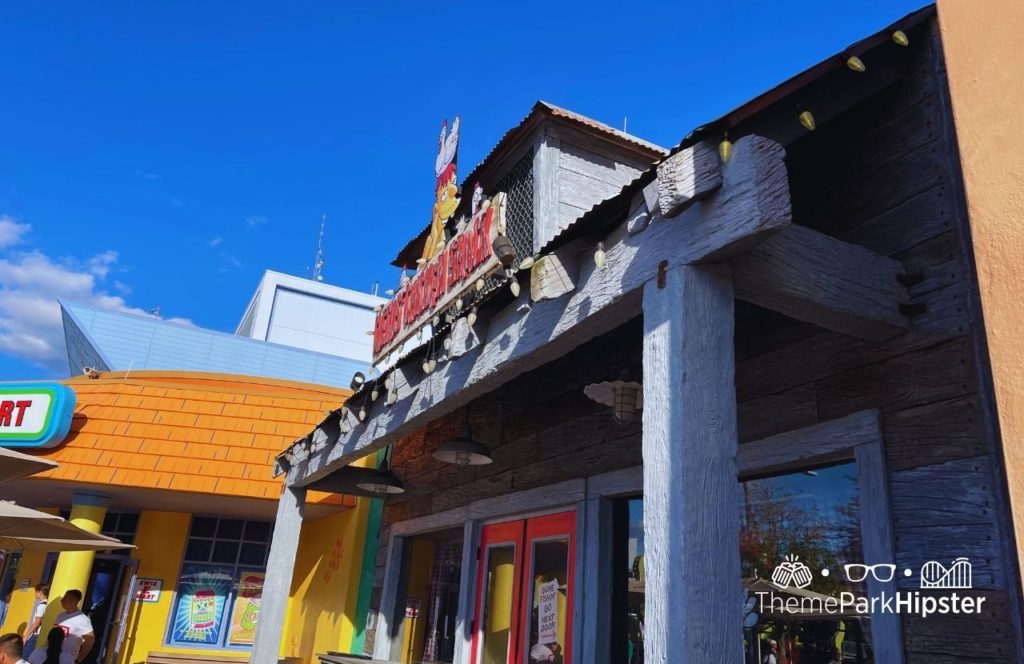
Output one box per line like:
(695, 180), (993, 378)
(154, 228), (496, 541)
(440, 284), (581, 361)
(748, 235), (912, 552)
(771, 554), (814, 589)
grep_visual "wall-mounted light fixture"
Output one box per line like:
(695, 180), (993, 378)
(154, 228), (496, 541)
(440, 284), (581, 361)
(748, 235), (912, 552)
(584, 371), (643, 425)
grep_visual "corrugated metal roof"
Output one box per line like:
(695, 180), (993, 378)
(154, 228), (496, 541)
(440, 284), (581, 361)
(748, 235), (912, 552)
(538, 5), (936, 256)
(62, 301), (366, 389)
(391, 101), (668, 267)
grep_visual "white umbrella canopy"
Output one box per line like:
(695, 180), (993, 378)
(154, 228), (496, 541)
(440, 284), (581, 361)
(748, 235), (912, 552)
(0, 501), (133, 551)
(0, 447), (58, 483)
(0, 535), (132, 552)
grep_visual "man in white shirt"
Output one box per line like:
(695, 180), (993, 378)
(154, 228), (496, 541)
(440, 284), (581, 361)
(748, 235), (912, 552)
(23, 585), (49, 656)
(0, 632), (29, 664)
(27, 591), (93, 664)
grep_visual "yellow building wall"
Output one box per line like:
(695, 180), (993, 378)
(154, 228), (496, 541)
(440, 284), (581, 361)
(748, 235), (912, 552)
(279, 498), (370, 662)
(0, 550), (49, 637)
(936, 0), (1024, 599)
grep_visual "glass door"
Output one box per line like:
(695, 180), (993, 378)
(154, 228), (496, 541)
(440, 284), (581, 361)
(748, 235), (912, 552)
(470, 511), (576, 664)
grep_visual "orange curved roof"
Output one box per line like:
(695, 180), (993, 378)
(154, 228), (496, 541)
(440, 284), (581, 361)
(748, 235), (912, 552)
(23, 370), (352, 506)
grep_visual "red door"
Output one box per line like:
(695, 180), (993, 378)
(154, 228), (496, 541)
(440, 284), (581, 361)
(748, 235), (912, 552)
(469, 511), (576, 664)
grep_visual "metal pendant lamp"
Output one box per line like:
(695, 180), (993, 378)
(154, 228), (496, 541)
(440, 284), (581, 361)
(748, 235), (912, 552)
(433, 410), (493, 466)
(355, 458), (405, 496)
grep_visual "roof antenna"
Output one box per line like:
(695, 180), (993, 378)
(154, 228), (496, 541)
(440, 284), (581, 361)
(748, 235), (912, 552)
(312, 213), (326, 282)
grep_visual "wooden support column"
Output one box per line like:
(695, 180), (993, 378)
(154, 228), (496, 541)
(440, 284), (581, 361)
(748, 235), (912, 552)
(642, 265), (743, 663)
(252, 486), (306, 664)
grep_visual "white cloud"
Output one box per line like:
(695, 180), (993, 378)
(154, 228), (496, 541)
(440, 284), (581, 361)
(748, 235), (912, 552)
(0, 248), (192, 374)
(208, 236), (224, 248)
(0, 216), (31, 248)
(217, 251), (242, 271)
(245, 215), (268, 227)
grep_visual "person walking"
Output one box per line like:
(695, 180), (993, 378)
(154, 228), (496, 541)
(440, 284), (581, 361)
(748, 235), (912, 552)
(23, 585), (49, 656)
(26, 592), (93, 664)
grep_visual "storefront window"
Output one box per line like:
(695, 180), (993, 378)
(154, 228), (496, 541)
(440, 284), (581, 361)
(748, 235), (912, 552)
(740, 462), (873, 664)
(613, 463), (871, 664)
(166, 517), (272, 649)
(611, 499), (644, 664)
(392, 528), (463, 664)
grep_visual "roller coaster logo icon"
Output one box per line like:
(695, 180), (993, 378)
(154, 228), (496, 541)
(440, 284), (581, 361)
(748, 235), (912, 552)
(919, 557), (973, 589)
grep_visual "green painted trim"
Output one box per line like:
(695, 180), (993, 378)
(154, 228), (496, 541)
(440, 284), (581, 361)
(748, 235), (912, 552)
(349, 448), (388, 654)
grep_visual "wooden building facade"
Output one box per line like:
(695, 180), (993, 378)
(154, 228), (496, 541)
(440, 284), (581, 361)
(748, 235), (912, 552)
(257, 8), (1024, 664)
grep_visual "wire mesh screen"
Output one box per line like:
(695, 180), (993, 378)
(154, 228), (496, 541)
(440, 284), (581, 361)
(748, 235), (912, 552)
(494, 150), (535, 260)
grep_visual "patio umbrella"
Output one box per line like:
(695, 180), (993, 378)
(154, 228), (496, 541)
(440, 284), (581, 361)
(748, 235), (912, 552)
(0, 501), (131, 550)
(0, 535), (132, 552)
(0, 447), (58, 483)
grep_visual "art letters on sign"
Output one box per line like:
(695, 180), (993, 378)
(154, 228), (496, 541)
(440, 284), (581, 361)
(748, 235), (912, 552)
(0, 383), (76, 449)
(536, 579), (560, 645)
(134, 578), (162, 603)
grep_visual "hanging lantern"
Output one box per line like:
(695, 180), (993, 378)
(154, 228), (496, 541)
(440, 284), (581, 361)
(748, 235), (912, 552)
(387, 390), (398, 406)
(584, 373), (643, 426)
(519, 256), (535, 271)
(340, 418), (351, 434)
(799, 110), (816, 131)
(467, 308), (478, 328)
(719, 138), (733, 163)
(510, 280), (521, 298)
(358, 405), (367, 421)
(423, 358), (434, 374)
(433, 413), (493, 466)
(492, 234), (517, 268)
(355, 463), (405, 496)
(892, 30), (909, 46)
(371, 386), (379, 402)
(594, 242), (606, 270)
(846, 56), (866, 72)
(476, 278), (485, 292)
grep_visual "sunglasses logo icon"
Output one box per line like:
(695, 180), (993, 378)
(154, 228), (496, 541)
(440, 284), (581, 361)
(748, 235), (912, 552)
(844, 563), (896, 583)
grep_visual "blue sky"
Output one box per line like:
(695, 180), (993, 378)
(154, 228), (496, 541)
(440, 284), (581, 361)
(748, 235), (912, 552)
(0, 0), (928, 378)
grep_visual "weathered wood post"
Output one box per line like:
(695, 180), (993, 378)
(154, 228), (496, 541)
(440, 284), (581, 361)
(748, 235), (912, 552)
(641, 264), (743, 663)
(252, 485), (306, 664)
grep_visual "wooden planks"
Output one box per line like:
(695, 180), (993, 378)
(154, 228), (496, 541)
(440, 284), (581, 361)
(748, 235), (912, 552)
(655, 140), (722, 217)
(732, 224), (909, 341)
(641, 265), (743, 663)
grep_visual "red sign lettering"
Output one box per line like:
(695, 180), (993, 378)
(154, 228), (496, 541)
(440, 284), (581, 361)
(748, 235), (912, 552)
(373, 193), (504, 362)
(0, 400), (32, 427)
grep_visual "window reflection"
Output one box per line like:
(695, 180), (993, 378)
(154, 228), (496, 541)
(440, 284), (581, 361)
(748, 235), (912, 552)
(395, 528), (463, 664)
(612, 499), (644, 663)
(740, 462), (873, 664)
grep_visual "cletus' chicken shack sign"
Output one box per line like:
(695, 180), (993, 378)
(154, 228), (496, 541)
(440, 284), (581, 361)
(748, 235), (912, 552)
(373, 192), (507, 365)
(0, 382), (76, 448)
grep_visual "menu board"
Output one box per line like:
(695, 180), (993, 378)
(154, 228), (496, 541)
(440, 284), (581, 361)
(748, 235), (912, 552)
(169, 565), (232, 646)
(228, 571), (265, 646)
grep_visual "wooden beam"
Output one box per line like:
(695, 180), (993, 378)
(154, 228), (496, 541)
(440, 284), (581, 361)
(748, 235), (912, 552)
(736, 409), (881, 477)
(287, 135), (790, 487)
(251, 486), (305, 664)
(731, 224), (909, 341)
(642, 264), (743, 662)
(656, 139), (722, 217)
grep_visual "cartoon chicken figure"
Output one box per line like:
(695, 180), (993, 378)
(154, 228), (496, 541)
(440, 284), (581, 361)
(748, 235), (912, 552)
(423, 116), (461, 261)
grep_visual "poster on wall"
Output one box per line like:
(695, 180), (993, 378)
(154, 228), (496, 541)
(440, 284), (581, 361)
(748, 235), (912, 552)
(169, 565), (232, 646)
(227, 571), (264, 646)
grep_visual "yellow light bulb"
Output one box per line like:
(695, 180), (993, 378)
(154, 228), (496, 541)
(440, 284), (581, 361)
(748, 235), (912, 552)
(476, 278), (485, 292)
(846, 56), (866, 72)
(594, 242), (606, 270)
(799, 110), (816, 131)
(892, 30), (909, 46)
(510, 280), (521, 298)
(719, 139), (733, 163)
(519, 256), (535, 271)
(467, 309), (477, 327)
